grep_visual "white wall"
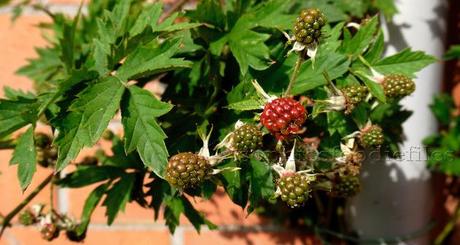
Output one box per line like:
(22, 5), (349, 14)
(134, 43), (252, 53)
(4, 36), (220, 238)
(350, 0), (447, 244)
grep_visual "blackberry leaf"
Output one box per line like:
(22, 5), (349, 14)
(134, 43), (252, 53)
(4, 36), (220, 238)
(373, 48), (437, 76)
(117, 38), (192, 81)
(103, 174), (135, 225)
(54, 76), (125, 171)
(121, 86), (173, 177)
(10, 126), (36, 191)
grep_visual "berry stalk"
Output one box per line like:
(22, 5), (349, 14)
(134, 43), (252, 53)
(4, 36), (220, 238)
(285, 51), (305, 96)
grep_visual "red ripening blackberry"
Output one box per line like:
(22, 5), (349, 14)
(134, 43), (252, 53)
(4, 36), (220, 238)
(165, 152), (212, 189)
(260, 98), (307, 140)
(294, 8), (327, 46)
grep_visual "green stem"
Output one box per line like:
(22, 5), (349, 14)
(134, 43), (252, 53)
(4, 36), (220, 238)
(0, 173), (54, 238)
(284, 54), (304, 97)
(435, 201), (460, 245)
(358, 55), (373, 69)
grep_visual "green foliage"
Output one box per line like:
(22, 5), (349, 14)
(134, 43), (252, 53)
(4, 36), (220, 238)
(0, 0), (435, 240)
(424, 93), (460, 175)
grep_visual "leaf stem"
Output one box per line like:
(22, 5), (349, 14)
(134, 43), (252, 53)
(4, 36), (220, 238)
(358, 55), (373, 69)
(0, 173), (54, 238)
(435, 201), (460, 245)
(284, 53), (305, 97)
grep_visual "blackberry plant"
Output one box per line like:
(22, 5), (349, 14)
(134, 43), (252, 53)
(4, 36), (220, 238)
(0, 0), (435, 243)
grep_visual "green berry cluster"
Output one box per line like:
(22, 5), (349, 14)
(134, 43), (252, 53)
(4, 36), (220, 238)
(332, 176), (361, 198)
(232, 124), (263, 154)
(293, 8), (327, 46)
(382, 74), (415, 98)
(342, 85), (368, 113)
(165, 153), (212, 189)
(18, 209), (36, 226)
(278, 173), (311, 208)
(359, 125), (384, 148)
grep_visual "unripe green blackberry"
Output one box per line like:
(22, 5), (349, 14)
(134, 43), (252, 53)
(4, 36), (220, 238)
(342, 85), (368, 113)
(359, 125), (384, 148)
(232, 124), (263, 154)
(332, 176), (361, 198)
(19, 209), (36, 226)
(382, 74), (415, 98)
(165, 153), (212, 189)
(278, 173), (311, 208)
(293, 8), (327, 46)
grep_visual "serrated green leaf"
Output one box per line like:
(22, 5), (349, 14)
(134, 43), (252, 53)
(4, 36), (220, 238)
(365, 30), (385, 64)
(430, 94), (454, 125)
(90, 39), (111, 76)
(292, 53), (350, 94)
(341, 16), (378, 58)
(103, 174), (135, 225)
(0, 98), (39, 138)
(10, 126), (36, 191)
(155, 13), (202, 33)
(130, 3), (162, 37)
(241, 0), (294, 30)
(355, 71), (386, 103)
(219, 160), (248, 208)
(164, 196), (184, 233)
(227, 99), (264, 111)
(77, 183), (109, 236)
(55, 76), (125, 170)
(373, 48), (437, 76)
(117, 38), (192, 81)
(121, 86), (173, 177)
(248, 158), (274, 213)
(111, 0), (133, 33)
(375, 0), (398, 20)
(228, 30), (271, 75)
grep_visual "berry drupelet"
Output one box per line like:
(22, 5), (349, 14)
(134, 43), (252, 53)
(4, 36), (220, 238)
(278, 172), (311, 208)
(165, 152), (212, 189)
(359, 125), (384, 148)
(382, 74), (415, 98)
(293, 8), (327, 46)
(232, 124), (263, 154)
(260, 98), (307, 140)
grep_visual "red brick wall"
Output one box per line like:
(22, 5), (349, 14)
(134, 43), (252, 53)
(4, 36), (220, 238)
(0, 1), (317, 245)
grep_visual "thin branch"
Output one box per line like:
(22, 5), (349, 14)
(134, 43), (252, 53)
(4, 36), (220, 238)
(284, 52), (305, 97)
(435, 201), (460, 245)
(0, 173), (54, 238)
